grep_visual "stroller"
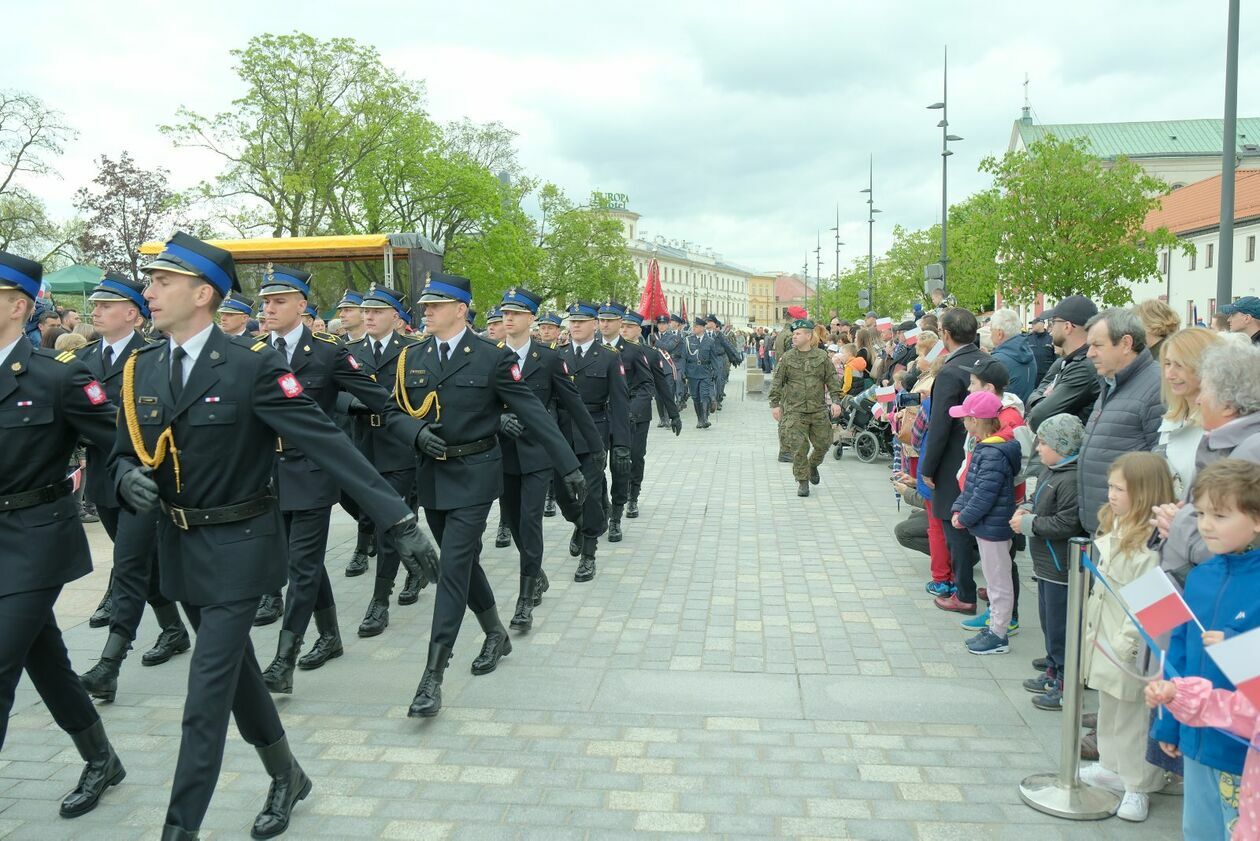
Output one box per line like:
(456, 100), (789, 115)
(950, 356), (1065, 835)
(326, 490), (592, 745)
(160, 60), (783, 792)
(832, 390), (895, 463)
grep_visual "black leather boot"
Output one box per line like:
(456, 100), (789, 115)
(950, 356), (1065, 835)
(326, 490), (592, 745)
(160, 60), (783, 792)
(141, 603), (191, 667)
(607, 505), (624, 543)
(626, 494), (640, 518)
(60, 719), (125, 818)
(344, 529), (373, 577)
(471, 608), (512, 674)
(251, 735), (312, 839)
(88, 577), (114, 629)
(79, 632), (130, 703)
(297, 607), (343, 671)
(397, 571), (423, 606)
(509, 577), (538, 632)
(254, 592), (283, 627)
(262, 631), (302, 695)
(160, 825), (198, 840)
(408, 642), (452, 718)
(533, 569), (549, 606)
(575, 536), (597, 583)
(358, 579), (391, 638)
(494, 520), (512, 548)
(543, 484), (557, 518)
(568, 525), (582, 557)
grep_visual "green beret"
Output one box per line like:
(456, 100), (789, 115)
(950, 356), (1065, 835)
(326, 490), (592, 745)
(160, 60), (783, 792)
(790, 318), (815, 332)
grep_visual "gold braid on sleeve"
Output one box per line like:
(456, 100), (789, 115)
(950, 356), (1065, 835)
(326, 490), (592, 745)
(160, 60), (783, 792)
(121, 353), (182, 492)
(393, 346), (440, 421)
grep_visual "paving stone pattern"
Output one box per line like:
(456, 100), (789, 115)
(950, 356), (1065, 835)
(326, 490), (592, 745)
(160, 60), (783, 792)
(1, 382), (1181, 839)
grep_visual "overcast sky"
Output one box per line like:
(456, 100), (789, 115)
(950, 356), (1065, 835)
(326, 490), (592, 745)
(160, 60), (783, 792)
(11, 0), (1258, 276)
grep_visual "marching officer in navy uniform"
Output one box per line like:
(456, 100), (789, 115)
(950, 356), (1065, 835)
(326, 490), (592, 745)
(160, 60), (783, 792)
(217, 291), (255, 339)
(705, 314), (743, 411)
(386, 274), (587, 718)
(556, 301), (631, 581)
(343, 286), (425, 634)
(595, 302), (643, 543)
(651, 314), (678, 427)
(535, 310), (565, 518)
(683, 318), (721, 428)
(331, 289), (378, 578)
(495, 287), (601, 630)
(256, 266), (415, 693)
(0, 251), (128, 821)
(77, 273), (191, 704)
(619, 310), (682, 519)
(111, 233), (439, 840)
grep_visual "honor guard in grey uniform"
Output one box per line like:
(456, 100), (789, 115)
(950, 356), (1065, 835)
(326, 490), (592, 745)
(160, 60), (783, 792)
(683, 318), (721, 428)
(0, 250), (127, 821)
(705, 315), (742, 410)
(257, 267), (413, 694)
(651, 314), (682, 426)
(77, 273), (191, 704)
(618, 311), (682, 519)
(536, 311), (565, 518)
(384, 274), (586, 718)
(333, 289), (379, 578)
(557, 301), (631, 579)
(112, 233), (438, 840)
(667, 314), (690, 410)
(495, 288), (600, 630)
(344, 286), (426, 636)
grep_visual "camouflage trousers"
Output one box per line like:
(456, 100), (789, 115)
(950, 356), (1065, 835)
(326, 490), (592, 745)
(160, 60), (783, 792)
(781, 410), (831, 481)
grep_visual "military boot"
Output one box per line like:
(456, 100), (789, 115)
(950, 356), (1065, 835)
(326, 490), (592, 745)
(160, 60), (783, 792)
(607, 505), (624, 542)
(261, 630), (302, 695)
(159, 825), (198, 840)
(471, 608), (512, 674)
(510, 576), (538, 632)
(542, 483), (557, 517)
(251, 734), (312, 839)
(141, 603), (191, 667)
(408, 642), (453, 718)
(357, 579), (391, 637)
(79, 632), (130, 703)
(575, 537), (597, 582)
(494, 519), (512, 548)
(534, 569), (549, 605)
(60, 719), (125, 818)
(344, 528), (374, 577)
(398, 570), (424, 606)
(568, 525), (582, 557)
(254, 592), (282, 626)
(297, 606), (343, 670)
(626, 492), (640, 519)
(797, 481), (810, 497)
(88, 577), (114, 629)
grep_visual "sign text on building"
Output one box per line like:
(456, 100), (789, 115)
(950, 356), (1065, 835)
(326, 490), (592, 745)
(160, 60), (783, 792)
(590, 191), (630, 210)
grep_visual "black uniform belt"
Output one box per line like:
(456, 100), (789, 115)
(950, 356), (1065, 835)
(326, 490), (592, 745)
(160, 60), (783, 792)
(368, 414), (384, 427)
(437, 436), (496, 461)
(0, 477), (74, 512)
(584, 402), (608, 412)
(161, 493), (275, 531)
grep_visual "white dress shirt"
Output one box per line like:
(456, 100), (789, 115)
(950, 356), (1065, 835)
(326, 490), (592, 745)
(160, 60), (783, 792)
(101, 334), (133, 366)
(505, 338), (530, 373)
(169, 323), (215, 386)
(0, 336), (22, 367)
(270, 323), (304, 365)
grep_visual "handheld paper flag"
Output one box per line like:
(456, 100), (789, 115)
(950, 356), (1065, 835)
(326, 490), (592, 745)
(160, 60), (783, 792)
(875, 386), (897, 403)
(903, 327), (922, 346)
(1206, 627), (1260, 709)
(1119, 567), (1197, 638)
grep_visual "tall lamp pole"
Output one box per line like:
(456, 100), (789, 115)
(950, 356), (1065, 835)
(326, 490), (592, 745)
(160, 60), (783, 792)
(815, 231), (823, 315)
(830, 204), (844, 315)
(859, 156), (881, 309)
(802, 257), (810, 317)
(927, 46), (963, 294)
(1217, 0), (1240, 303)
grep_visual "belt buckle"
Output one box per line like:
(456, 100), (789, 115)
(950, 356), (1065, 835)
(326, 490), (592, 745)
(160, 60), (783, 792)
(434, 451), (447, 461)
(370, 414), (382, 428)
(275, 437), (284, 453)
(170, 506), (190, 531)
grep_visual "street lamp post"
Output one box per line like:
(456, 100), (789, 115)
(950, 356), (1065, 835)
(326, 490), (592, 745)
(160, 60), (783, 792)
(830, 204), (845, 315)
(1218, 0), (1240, 303)
(927, 46), (963, 294)
(859, 155), (881, 310)
(815, 231), (824, 315)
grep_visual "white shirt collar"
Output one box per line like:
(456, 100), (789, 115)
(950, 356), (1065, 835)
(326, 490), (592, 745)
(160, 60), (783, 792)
(270, 322), (305, 363)
(506, 337), (530, 363)
(171, 322), (214, 363)
(575, 338), (596, 354)
(100, 333), (133, 361)
(436, 327), (468, 353)
(0, 335), (24, 367)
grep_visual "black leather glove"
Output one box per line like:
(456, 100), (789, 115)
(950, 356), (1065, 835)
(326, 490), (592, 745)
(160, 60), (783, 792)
(561, 468), (586, 506)
(499, 413), (524, 439)
(388, 515), (439, 583)
(415, 423), (447, 459)
(670, 416), (682, 436)
(346, 397), (372, 416)
(611, 445), (632, 476)
(119, 466), (159, 512)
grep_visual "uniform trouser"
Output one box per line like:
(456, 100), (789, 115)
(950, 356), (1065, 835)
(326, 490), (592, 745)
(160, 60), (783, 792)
(165, 598), (285, 830)
(688, 377), (714, 419)
(608, 445), (632, 508)
(0, 586), (98, 751)
(556, 452), (606, 556)
(339, 491), (374, 539)
(374, 468), (418, 595)
(99, 504), (170, 642)
(501, 470), (548, 578)
(424, 504), (495, 648)
(714, 366), (727, 402)
(782, 410), (831, 481)
(628, 417), (650, 498)
(280, 508), (335, 638)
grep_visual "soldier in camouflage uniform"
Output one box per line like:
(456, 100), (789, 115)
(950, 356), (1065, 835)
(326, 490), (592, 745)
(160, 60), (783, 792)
(768, 318), (844, 497)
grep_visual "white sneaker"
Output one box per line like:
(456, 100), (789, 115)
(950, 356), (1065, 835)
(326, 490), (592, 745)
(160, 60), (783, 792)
(1116, 791), (1149, 822)
(1078, 762), (1124, 794)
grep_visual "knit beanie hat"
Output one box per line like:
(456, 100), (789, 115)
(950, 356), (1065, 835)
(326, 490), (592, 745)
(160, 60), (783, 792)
(1037, 413), (1085, 458)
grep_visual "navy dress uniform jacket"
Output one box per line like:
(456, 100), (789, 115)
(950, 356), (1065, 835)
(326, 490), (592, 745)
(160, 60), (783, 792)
(386, 332), (580, 510)
(341, 332), (421, 474)
(615, 337), (678, 423)
(108, 326), (412, 605)
(559, 341), (632, 454)
(2, 339), (117, 597)
(498, 339), (601, 476)
(75, 330), (151, 507)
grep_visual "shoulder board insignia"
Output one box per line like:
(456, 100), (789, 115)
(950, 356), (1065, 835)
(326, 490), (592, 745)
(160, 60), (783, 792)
(55, 351), (76, 364)
(549, 341), (557, 349)
(313, 331), (339, 345)
(250, 341), (268, 352)
(137, 340), (164, 352)
(497, 341), (506, 348)
(413, 333), (432, 343)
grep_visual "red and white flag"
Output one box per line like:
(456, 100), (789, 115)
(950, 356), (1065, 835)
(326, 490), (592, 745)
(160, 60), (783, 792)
(875, 317), (893, 330)
(924, 342), (945, 363)
(1207, 627), (1260, 708)
(874, 385), (896, 403)
(67, 467), (83, 493)
(903, 327), (922, 346)
(1119, 568), (1197, 638)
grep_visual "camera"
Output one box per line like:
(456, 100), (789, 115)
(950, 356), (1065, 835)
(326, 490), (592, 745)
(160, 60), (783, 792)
(896, 391), (921, 409)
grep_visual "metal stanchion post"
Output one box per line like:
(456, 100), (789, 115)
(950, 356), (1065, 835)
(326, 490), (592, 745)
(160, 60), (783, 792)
(1020, 537), (1121, 819)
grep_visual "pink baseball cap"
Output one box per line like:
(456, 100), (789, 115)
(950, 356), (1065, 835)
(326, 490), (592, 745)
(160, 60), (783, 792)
(948, 391), (1003, 420)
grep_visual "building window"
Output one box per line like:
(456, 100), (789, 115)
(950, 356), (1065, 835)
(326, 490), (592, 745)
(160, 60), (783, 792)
(1248, 235), (1256, 262)
(1189, 251), (1196, 271)
(1206, 243), (1214, 269)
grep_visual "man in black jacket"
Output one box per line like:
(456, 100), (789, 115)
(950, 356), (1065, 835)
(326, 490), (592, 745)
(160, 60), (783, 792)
(1025, 296), (1099, 432)
(1026, 316), (1056, 385)
(918, 308), (989, 614)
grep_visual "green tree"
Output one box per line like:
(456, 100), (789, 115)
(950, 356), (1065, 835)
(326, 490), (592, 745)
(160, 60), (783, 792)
(535, 184), (637, 308)
(0, 91), (77, 261)
(976, 135), (1182, 306)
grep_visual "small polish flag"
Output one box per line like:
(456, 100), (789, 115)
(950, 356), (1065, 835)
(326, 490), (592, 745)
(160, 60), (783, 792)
(1206, 627), (1260, 708)
(875, 385), (896, 403)
(875, 317), (893, 330)
(67, 467), (83, 493)
(924, 342), (945, 363)
(1119, 568), (1197, 638)
(903, 327), (922, 346)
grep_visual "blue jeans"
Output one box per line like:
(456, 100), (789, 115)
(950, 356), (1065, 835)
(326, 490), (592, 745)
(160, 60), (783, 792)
(1182, 757), (1240, 841)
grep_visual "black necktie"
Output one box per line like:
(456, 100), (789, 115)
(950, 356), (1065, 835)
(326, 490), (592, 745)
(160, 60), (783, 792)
(274, 336), (287, 360)
(577, 345), (585, 360)
(171, 346), (186, 400)
(439, 342), (450, 365)
(373, 340), (383, 365)
(102, 345), (115, 372)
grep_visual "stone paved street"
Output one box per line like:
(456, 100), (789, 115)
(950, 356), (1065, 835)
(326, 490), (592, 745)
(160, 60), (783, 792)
(1, 376), (1180, 839)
